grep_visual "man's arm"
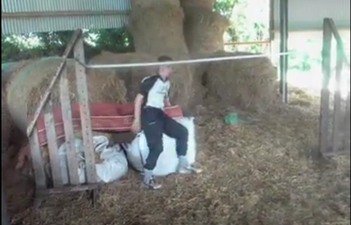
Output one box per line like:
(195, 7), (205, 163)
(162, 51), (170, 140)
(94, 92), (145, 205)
(134, 94), (144, 122)
(164, 81), (171, 107)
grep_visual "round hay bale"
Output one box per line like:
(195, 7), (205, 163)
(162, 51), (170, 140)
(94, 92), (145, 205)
(131, 0), (181, 8)
(130, 2), (194, 109)
(7, 57), (127, 133)
(183, 7), (230, 54)
(89, 52), (158, 101)
(1, 92), (11, 152)
(205, 51), (280, 112)
(1, 61), (30, 152)
(180, 0), (215, 10)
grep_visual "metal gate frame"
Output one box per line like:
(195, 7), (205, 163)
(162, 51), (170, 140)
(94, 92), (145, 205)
(319, 18), (350, 157)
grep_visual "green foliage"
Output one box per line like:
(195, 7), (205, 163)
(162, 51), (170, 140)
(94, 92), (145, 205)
(213, 0), (238, 18)
(1, 28), (134, 62)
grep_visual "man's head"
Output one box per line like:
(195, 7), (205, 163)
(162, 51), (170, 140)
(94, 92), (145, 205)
(157, 55), (173, 78)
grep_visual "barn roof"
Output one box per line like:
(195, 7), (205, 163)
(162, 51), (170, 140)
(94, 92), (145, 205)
(1, 0), (131, 35)
(1, 0), (350, 35)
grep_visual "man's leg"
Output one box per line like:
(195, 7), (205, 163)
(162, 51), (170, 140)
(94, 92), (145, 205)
(162, 114), (202, 174)
(141, 109), (164, 189)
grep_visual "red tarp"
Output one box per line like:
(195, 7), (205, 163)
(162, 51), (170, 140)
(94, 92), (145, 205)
(33, 103), (183, 146)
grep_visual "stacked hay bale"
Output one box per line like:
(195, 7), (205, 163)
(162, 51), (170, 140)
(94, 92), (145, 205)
(205, 51), (280, 112)
(6, 57), (127, 133)
(89, 51), (158, 101)
(180, 1), (230, 105)
(181, 0), (230, 54)
(180, 0), (216, 10)
(129, 0), (194, 111)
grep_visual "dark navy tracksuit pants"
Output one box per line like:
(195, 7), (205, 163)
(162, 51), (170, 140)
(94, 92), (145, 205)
(141, 107), (188, 171)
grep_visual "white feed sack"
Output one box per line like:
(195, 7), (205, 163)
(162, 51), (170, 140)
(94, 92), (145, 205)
(124, 117), (197, 176)
(59, 136), (128, 184)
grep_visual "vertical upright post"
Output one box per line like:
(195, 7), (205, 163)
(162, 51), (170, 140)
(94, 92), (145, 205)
(60, 62), (80, 185)
(1, 184), (9, 225)
(331, 42), (344, 153)
(279, 0), (288, 103)
(319, 18), (332, 155)
(74, 32), (96, 184)
(268, 0), (275, 60)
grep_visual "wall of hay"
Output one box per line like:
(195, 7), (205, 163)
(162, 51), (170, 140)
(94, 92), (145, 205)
(205, 51), (280, 112)
(129, 0), (194, 110)
(6, 57), (127, 133)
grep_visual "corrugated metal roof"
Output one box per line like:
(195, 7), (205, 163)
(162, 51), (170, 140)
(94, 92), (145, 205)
(273, 0), (350, 31)
(1, 0), (131, 34)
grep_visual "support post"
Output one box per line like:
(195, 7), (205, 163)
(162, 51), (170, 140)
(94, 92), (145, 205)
(319, 18), (332, 155)
(268, 0), (275, 60)
(1, 185), (9, 225)
(74, 33), (96, 183)
(331, 42), (344, 153)
(279, 0), (288, 103)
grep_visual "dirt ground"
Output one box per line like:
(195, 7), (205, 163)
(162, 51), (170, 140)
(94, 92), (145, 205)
(6, 97), (350, 225)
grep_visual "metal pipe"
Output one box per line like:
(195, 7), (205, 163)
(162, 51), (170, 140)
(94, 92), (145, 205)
(80, 51), (292, 69)
(279, 0), (289, 103)
(1, 184), (10, 225)
(224, 40), (270, 46)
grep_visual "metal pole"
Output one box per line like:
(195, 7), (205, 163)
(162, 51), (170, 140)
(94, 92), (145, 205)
(1, 184), (10, 225)
(279, 0), (288, 103)
(319, 18), (332, 155)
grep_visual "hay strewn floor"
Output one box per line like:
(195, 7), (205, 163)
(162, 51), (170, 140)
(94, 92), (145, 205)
(11, 101), (351, 225)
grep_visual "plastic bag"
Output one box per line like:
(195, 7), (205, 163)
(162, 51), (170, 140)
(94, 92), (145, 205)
(59, 136), (128, 184)
(124, 117), (197, 176)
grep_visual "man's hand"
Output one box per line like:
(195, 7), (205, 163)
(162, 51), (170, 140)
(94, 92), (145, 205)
(164, 97), (171, 107)
(131, 119), (141, 134)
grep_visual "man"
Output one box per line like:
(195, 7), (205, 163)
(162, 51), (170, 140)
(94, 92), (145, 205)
(130, 55), (202, 190)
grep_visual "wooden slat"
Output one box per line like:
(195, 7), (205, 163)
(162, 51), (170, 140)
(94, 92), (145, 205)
(74, 35), (96, 183)
(319, 18), (332, 155)
(44, 100), (63, 187)
(36, 184), (98, 196)
(332, 43), (344, 153)
(26, 29), (82, 138)
(29, 128), (47, 189)
(59, 63), (80, 185)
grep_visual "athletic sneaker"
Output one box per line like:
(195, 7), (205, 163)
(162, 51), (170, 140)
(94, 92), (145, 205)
(143, 176), (162, 190)
(178, 164), (203, 174)
(178, 156), (203, 174)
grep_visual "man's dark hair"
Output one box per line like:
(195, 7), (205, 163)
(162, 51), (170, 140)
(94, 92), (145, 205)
(158, 55), (173, 62)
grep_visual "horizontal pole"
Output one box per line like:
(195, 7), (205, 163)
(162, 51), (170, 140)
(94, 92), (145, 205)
(78, 51), (292, 69)
(224, 40), (270, 46)
(1, 10), (130, 19)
